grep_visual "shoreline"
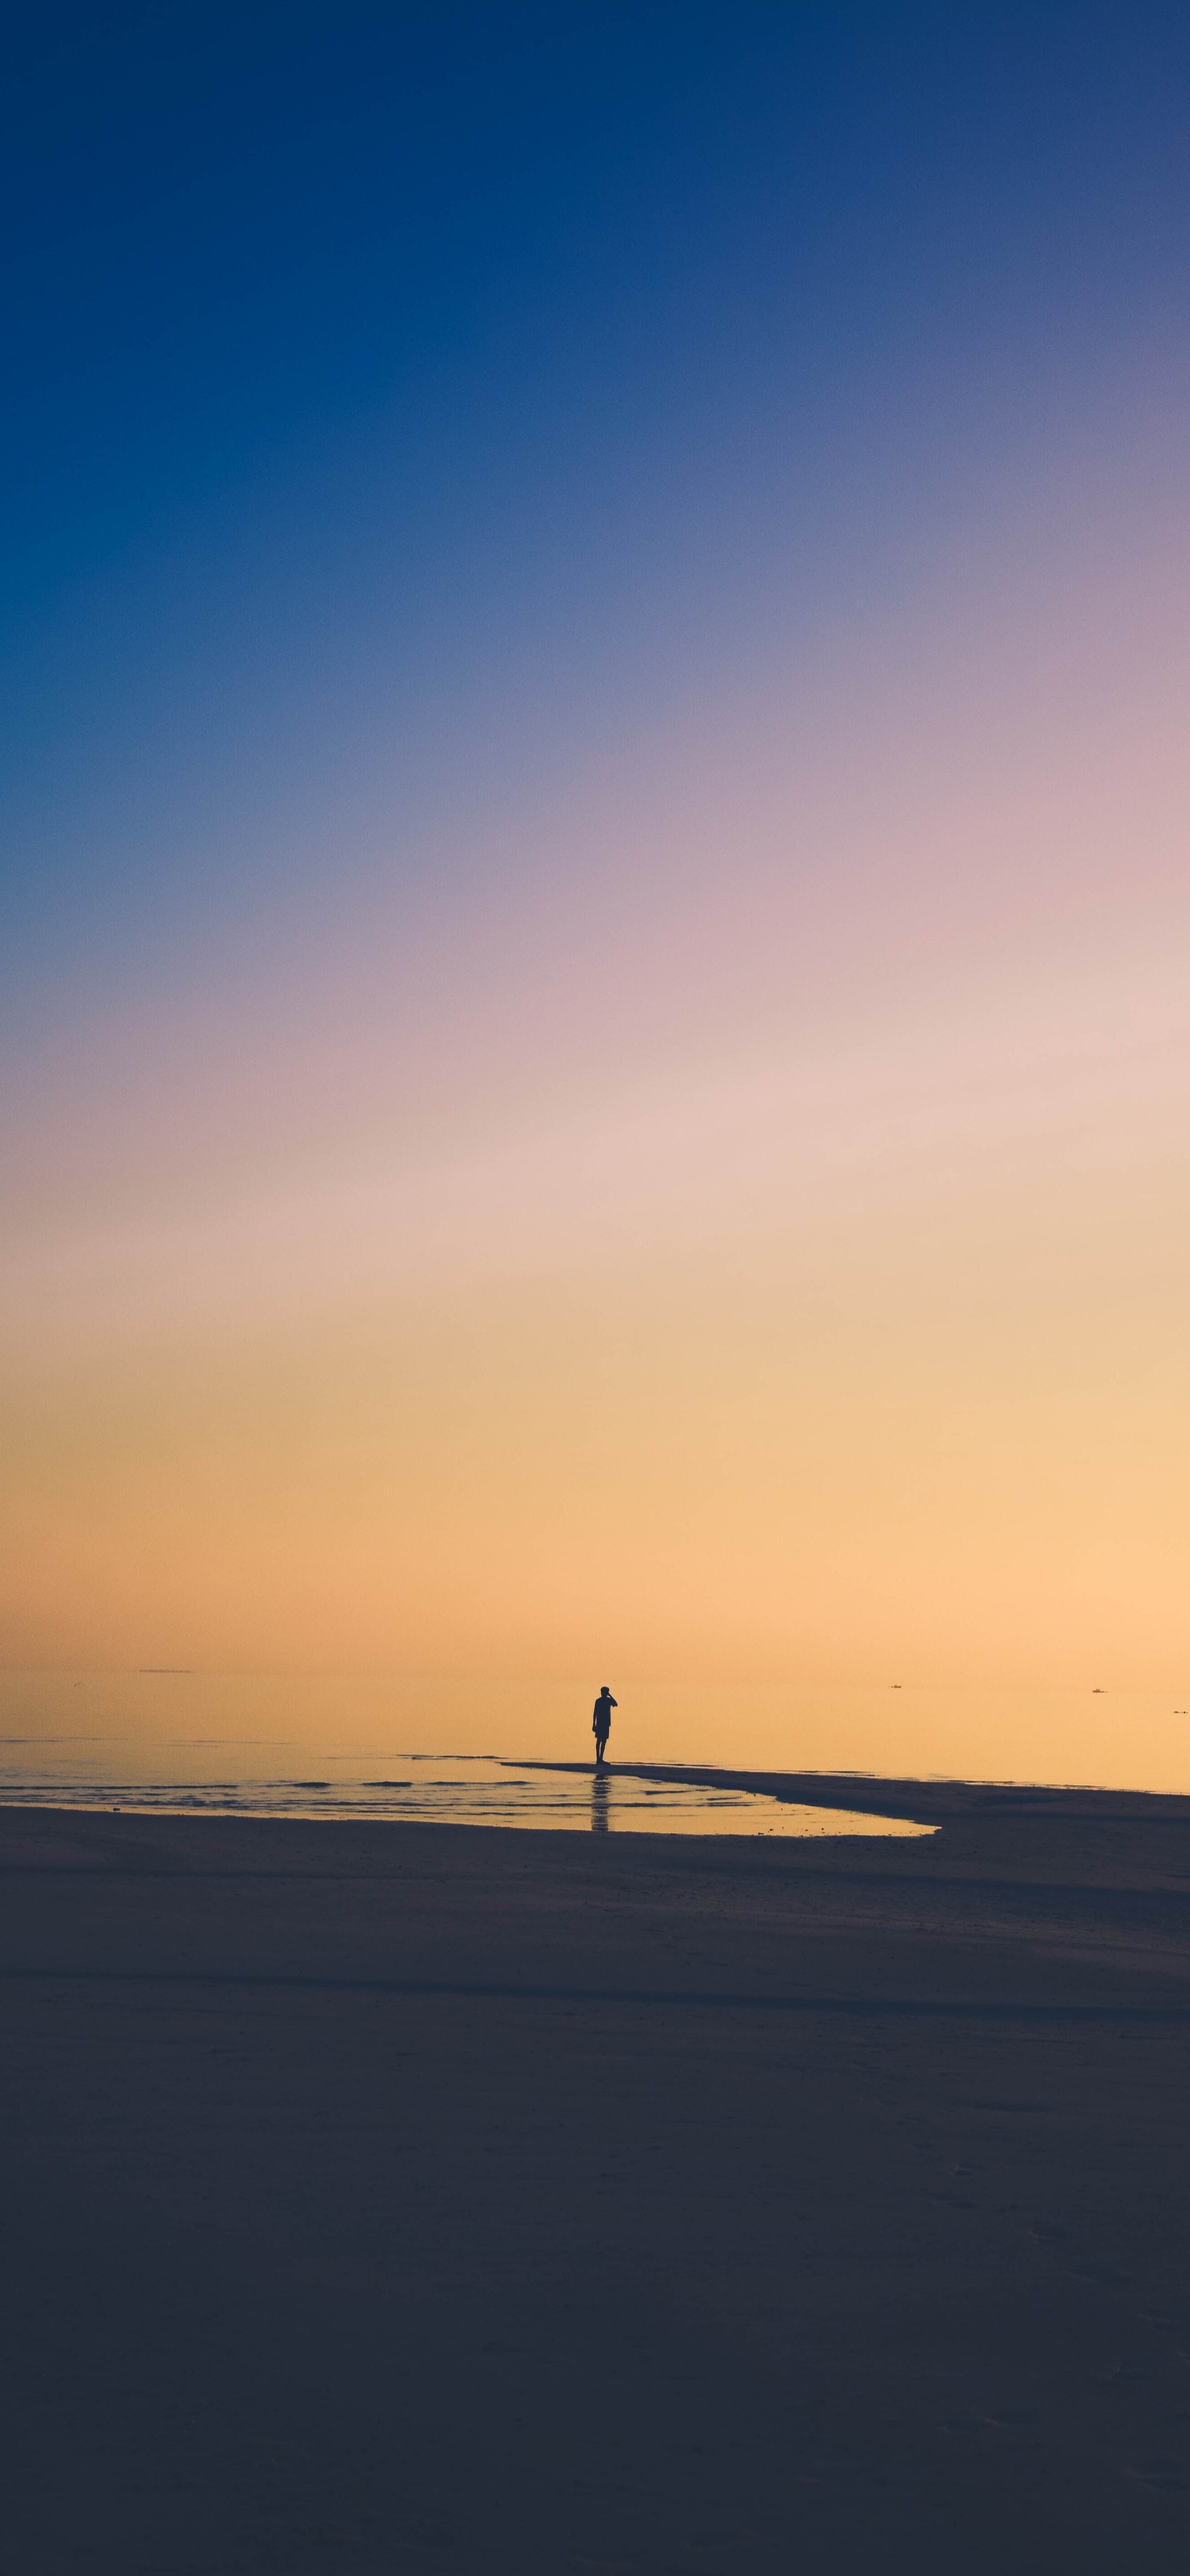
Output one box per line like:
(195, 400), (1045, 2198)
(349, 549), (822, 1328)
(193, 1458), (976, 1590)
(4, 1755), (1190, 1824)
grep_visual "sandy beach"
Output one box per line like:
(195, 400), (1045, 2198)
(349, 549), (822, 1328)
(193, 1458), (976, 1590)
(1, 1771), (1188, 2573)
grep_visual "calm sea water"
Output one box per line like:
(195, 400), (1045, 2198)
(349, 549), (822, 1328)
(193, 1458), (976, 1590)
(0, 1750), (927, 1838)
(0, 1671), (1185, 1827)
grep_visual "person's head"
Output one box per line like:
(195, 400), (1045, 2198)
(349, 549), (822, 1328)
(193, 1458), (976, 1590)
(601, 1684), (610, 1695)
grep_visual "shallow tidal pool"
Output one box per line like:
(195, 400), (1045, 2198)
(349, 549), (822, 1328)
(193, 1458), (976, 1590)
(0, 1753), (931, 1836)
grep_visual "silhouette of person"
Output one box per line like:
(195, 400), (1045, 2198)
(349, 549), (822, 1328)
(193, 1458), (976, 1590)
(592, 1684), (617, 1766)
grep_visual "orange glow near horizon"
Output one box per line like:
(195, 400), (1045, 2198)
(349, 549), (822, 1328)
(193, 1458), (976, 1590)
(4, 484), (1189, 1791)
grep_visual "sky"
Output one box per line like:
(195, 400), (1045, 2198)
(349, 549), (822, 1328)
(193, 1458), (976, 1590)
(2, 4), (1189, 1766)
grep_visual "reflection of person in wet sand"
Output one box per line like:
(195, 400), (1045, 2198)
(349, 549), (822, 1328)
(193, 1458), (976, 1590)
(589, 1771), (610, 1833)
(592, 1685), (617, 1766)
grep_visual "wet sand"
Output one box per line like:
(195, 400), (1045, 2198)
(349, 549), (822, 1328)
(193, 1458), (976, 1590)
(1, 1772), (1188, 2573)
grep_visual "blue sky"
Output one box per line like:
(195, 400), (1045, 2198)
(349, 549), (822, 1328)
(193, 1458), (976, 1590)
(5, 2), (1190, 986)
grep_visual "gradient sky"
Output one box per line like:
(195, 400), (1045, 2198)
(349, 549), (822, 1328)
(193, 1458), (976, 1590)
(3, 4), (1189, 1750)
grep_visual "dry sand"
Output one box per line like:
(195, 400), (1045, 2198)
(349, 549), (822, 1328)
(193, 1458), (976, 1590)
(0, 1768), (1188, 2573)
